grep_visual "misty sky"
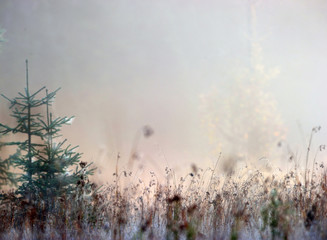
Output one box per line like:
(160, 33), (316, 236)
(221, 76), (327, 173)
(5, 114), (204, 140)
(0, 0), (327, 176)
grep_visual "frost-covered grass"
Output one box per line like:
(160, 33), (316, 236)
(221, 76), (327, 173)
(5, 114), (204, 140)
(1, 158), (327, 240)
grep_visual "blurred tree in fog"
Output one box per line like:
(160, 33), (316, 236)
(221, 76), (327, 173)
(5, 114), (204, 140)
(201, 1), (285, 162)
(0, 26), (5, 50)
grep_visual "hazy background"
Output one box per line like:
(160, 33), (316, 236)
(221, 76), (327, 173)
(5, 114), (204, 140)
(0, 0), (326, 180)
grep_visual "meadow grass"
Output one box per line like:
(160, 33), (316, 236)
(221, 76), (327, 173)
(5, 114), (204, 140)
(1, 152), (327, 240)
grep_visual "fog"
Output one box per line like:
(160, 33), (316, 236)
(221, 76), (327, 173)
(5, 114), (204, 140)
(0, 0), (327, 179)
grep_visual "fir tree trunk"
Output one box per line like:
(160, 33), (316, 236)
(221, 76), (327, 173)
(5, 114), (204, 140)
(26, 60), (33, 200)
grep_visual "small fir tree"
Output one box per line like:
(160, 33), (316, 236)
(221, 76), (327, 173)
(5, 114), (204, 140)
(0, 60), (92, 206)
